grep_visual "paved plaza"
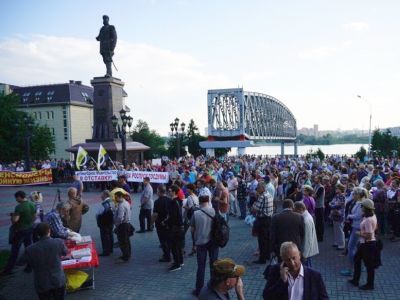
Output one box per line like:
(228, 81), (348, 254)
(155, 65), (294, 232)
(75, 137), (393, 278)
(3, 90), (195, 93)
(0, 185), (400, 299)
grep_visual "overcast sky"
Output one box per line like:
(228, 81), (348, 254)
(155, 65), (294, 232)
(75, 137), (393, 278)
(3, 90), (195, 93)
(1, 0), (399, 135)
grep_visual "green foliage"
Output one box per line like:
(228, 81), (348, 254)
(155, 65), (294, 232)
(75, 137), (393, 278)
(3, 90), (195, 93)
(306, 148), (325, 161)
(31, 125), (55, 160)
(298, 133), (368, 145)
(130, 119), (167, 159)
(355, 146), (367, 161)
(0, 93), (55, 162)
(186, 119), (206, 157)
(371, 129), (400, 157)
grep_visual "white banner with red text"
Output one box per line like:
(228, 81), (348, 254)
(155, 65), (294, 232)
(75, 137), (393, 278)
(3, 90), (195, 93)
(75, 170), (169, 183)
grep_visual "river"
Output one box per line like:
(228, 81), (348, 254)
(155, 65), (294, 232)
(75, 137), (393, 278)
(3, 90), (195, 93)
(228, 143), (368, 156)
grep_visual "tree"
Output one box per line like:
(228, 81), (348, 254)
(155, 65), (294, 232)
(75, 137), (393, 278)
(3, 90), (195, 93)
(130, 119), (167, 159)
(371, 129), (400, 157)
(355, 146), (367, 161)
(186, 119), (206, 157)
(0, 93), (55, 162)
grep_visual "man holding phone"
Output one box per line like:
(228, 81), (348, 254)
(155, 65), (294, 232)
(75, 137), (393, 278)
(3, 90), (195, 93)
(263, 242), (328, 300)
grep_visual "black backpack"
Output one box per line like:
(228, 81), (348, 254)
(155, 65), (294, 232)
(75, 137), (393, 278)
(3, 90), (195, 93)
(201, 209), (230, 248)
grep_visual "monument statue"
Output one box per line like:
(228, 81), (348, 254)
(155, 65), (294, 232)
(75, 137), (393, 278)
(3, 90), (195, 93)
(96, 15), (117, 77)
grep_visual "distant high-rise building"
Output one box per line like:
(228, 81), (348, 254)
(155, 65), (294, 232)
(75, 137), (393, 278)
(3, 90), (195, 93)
(313, 124), (318, 138)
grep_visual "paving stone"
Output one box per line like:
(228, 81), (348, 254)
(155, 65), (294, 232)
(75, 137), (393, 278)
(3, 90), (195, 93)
(0, 186), (399, 299)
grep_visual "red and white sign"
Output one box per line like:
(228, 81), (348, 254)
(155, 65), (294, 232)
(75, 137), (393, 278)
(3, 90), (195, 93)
(76, 170), (169, 183)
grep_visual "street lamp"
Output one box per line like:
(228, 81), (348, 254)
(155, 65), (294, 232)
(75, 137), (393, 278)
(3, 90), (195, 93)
(357, 95), (372, 156)
(111, 108), (133, 168)
(23, 115), (34, 172)
(170, 118), (186, 159)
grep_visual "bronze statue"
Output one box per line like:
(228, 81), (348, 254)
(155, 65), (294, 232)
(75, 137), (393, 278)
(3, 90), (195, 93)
(96, 15), (117, 77)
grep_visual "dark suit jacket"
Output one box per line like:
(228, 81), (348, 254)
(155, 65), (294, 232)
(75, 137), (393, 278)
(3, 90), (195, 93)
(270, 209), (305, 253)
(25, 237), (67, 293)
(263, 264), (329, 300)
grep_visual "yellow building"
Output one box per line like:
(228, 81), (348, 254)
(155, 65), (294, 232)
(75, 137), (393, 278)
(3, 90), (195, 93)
(13, 81), (94, 160)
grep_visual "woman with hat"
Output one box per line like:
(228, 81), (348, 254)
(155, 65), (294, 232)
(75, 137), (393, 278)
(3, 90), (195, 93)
(348, 198), (380, 290)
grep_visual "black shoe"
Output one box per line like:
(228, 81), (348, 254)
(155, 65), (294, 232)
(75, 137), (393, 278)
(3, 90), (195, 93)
(99, 253), (111, 257)
(348, 279), (359, 287)
(168, 264), (181, 272)
(146, 229), (154, 232)
(136, 230), (146, 233)
(253, 260), (266, 264)
(359, 284), (374, 290)
(159, 257), (171, 262)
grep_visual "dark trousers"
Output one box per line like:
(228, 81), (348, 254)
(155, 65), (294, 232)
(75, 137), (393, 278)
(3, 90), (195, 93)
(256, 216), (271, 262)
(139, 208), (152, 231)
(116, 223), (131, 261)
(169, 227), (184, 266)
(315, 207), (325, 242)
(4, 228), (33, 272)
(37, 286), (65, 300)
(376, 210), (386, 235)
(353, 242), (376, 287)
(238, 198), (247, 218)
(99, 226), (114, 255)
(195, 241), (219, 294)
(156, 226), (171, 260)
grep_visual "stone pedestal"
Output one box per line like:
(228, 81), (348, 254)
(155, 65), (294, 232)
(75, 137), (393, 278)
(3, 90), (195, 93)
(67, 76), (149, 164)
(89, 76), (125, 141)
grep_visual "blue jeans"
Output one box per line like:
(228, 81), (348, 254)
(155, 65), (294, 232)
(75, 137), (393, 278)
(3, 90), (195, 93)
(195, 241), (219, 294)
(348, 227), (360, 265)
(4, 228), (33, 272)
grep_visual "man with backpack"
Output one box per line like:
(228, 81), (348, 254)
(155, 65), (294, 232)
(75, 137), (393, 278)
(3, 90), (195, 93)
(96, 190), (114, 256)
(191, 195), (220, 297)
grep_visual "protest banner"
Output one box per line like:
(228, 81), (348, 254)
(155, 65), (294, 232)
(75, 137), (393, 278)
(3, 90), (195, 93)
(0, 169), (53, 186)
(75, 170), (118, 182)
(75, 170), (169, 183)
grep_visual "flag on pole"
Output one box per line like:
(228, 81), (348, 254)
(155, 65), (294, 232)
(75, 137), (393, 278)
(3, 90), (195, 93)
(97, 144), (109, 170)
(76, 146), (88, 170)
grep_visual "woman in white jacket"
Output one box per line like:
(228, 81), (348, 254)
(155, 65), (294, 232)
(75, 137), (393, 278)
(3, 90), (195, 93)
(294, 201), (319, 267)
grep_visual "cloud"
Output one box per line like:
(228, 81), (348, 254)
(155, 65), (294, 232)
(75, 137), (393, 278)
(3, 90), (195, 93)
(0, 35), (231, 135)
(343, 22), (369, 32)
(298, 46), (340, 59)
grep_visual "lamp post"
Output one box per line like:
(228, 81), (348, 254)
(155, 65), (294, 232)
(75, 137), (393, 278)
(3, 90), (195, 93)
(357, 95), (372, 156)
(111, 108), (133, 168)
(170, 117), (185, 159)
(23, 115), (34, 172)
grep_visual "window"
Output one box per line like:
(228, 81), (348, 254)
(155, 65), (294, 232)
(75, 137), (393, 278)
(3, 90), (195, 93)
(34, 91), (42, 101)
(33, 112), (37, 119)
(47, 90), (55, 102)
(51, 128), (55, 135)
(81, 91), (92, 103)
(22, 92), (30, 103)
(46, 111), (54, 120)
(37, 112), (42, 119)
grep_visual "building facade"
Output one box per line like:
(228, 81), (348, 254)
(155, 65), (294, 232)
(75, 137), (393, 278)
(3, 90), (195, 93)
(13, 81), (94, 160)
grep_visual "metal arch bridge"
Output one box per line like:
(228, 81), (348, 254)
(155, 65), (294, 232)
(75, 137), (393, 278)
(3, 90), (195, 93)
(199, 88), (298, 155)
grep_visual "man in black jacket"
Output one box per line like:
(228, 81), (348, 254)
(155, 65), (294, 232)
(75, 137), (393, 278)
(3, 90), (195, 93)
(270, 199), (305, 259)
(164, 184), (184, 272)
(263, 241), (328, 300)
(152, 185), (172, 262)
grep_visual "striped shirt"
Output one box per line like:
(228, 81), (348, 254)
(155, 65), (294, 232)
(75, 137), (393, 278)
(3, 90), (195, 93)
(252, 191), (274, 217)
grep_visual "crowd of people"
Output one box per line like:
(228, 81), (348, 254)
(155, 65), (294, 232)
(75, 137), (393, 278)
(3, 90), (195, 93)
(2, 153), (398, 299)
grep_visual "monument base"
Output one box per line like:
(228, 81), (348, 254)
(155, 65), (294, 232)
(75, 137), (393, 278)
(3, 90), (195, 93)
(66, 139), (150, 165)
